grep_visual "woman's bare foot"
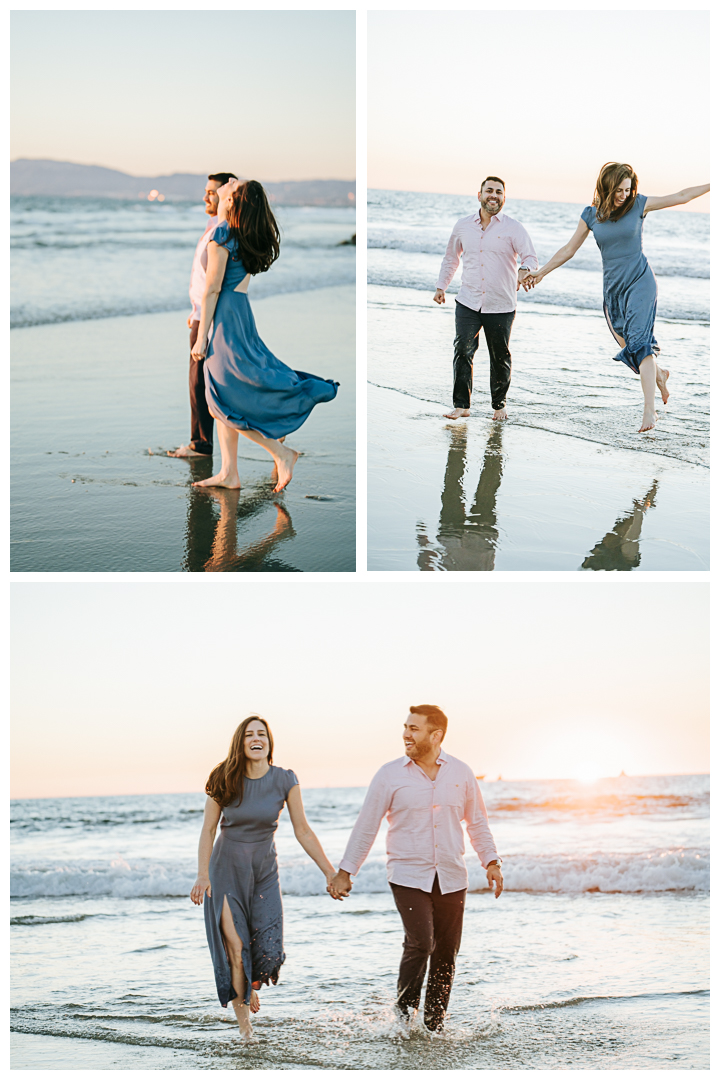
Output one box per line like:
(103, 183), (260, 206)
(273, 446), (299, 493)
(443, 408), (470, 420)
(192, 471), (241, 489)
(249, 989), (261, 1014)
(492, 407), (508, 421)
(638, 411), (658, 433)
(232, 1001), (255, 1041)
(656, 367), (670, 404)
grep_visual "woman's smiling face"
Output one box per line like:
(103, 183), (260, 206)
(613, 177), (633, 207)
(244, 720), (270, 763)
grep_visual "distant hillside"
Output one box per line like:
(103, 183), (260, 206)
(10, 160), (356, 207)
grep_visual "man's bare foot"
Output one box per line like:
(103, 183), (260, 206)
(656, 367), (670, 405)
(167, 444), (212, 458)
(249, 990), (260, 1014)
(192, 471), (241, 488)
(638, 411), (658, 433)
(443, 408), (470, 420)
(273, 446), (299, 493)
(492, 407), (508, 421)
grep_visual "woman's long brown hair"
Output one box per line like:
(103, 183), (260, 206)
(593, 162), (639, 223)
(225, 180), (281, 275)
(205, 716), (275, 808)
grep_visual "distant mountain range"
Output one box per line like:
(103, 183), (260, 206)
(10, 160), (356, 207)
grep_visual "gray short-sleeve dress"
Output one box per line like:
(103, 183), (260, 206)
(204, 765), (299, 1007)
(581, 194), (660, 374)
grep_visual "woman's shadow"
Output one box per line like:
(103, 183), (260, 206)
(182, 459), (297, 572)
(581, 479), (660, 571)
(417, 424), (504, 571)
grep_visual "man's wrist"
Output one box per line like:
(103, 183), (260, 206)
(487, 859), (502, 869)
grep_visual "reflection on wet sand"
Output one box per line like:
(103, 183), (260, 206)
(182, 459), (296, 572)
(581, 479), (660, 571)
(417, 424), (504, 571)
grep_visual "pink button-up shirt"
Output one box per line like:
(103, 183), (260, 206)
(339, 749), (499, 894)
(188, 215), (219, 321)
(437, 210), (538, 313)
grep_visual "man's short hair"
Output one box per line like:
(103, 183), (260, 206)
(409, 704), (448, 740)
(480, 176), (505, 191)
(207, 172), (238, 186)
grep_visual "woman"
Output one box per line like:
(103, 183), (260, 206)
(191, 180), (339, 492)
(190, 716), (339, 1042)
(525, 163), (708, 432)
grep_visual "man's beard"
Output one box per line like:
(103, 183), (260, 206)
(481, 197), (503, 216)
(406, 735), (434, 759)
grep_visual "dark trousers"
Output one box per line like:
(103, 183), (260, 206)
(189, 320), (214, 455)
(453, 301), (516, 410)
(390, 875), (466, 1031)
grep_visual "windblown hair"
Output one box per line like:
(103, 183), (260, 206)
(205, 716), (274, 808)
(208, 171), (238, 186)
(225, 180), (281, 275)
(409, 704), (449, 740)
(593, 162), (638, 223)
(480, 176), (505, 191)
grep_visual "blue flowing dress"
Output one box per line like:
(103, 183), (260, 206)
(581, 194), (660, 374)
(204, 766), (299, 1007)
(204, 222), (339, 439)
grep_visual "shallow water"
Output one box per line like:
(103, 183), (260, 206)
(11, 776), (709, 1068)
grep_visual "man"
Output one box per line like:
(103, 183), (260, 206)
(168, 171), (238, 459)
(434, 176), (538, 421)
(330, 705), (502, 1033)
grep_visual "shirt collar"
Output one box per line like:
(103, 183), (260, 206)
(475, 209), (504, 225)
(403, 747), (448, 767)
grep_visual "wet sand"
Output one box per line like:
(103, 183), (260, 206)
(368, 384), (709, 572)
(11, 286), (354, 572)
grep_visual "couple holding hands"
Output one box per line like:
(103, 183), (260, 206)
(434, 162), (708, 433)
(191, 708), (502, 1042)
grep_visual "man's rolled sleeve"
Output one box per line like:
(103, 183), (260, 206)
(463, 772), (499, 869)
(338, 771), (392, 877)
(514, 222), (539, 271)
(436, 229), (463, 291)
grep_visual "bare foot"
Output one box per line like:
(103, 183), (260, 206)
(192, 471), (241, 489)
(167, 444), (212, 458)
(273, 446), (299, 493)
(656, 367), (670, 405)
(232, 1001), (256, 1041)
(443, 408), (470, 420)
(638, 411), (658, 433)
(492, 407), (508, 421)
(249, 990), (260, 1014)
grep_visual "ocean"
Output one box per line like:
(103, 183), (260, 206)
(11, 196), (356, 328)
(368, 189), (709, 467)
(11, 775), (709, 1069)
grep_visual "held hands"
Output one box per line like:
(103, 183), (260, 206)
(517, 269), (534, 293)
(487, 864), (504, 899)
(191, 338), (207, 362)
(326, 869), (352, 901)
(433, 289), (446, 305)
(190, 876), (211, 905)
(521, 270), (543, 291)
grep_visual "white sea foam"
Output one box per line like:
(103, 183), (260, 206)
(11, 849), (708, 899)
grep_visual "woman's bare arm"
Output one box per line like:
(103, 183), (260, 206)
(192, 242), (229, 359)
(190, 796), (222, 905)
(285, 785), (336, 881)
(644, 184), (709, 213)
(527, 218), (591, 284)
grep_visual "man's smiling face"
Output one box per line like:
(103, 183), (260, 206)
(478, 180), (505, 216)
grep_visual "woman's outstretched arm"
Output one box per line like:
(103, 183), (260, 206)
(526, 218), (591, 286)
(285, 785), (337, 886)
(192, 242), (230, 360)
(644, 184), (709, 213)
(190, 796), (222, 905)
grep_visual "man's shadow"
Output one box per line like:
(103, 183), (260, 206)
(182, 458), (297, 572)
(581, 479), (660, 571)
(417, 424), (504, 571)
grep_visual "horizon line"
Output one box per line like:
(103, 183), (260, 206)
(10, 157), (356, 184)
(368, 184), (709, 212)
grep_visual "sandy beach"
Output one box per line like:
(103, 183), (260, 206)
(368, 385), (708, 572)
(11, 285), (354, 572)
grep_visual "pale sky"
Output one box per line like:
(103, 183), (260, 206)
(11, 10), (355, 180)
(369, 10), (710, 211)
(11, 583), (708, 799)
